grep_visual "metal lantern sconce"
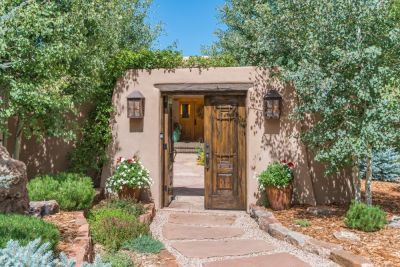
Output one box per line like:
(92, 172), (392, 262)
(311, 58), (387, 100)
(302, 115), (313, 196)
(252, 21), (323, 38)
(264, 90), (282, 119)
(127, 91), (145, 118)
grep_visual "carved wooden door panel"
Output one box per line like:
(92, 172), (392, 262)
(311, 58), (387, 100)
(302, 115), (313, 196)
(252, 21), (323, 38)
(204, 95), (246, 210)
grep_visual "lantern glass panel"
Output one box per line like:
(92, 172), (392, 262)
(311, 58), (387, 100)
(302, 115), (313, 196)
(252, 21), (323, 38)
(272, 99), (280, 118)
(128, 98), (143, 118)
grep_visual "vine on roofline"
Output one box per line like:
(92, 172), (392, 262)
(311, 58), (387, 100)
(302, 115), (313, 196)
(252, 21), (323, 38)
(69, 49), (238, 185)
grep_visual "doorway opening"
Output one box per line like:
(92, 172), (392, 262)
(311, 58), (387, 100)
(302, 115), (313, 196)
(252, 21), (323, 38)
(162, 92), (247, 210)
(170, 95), (205, 210)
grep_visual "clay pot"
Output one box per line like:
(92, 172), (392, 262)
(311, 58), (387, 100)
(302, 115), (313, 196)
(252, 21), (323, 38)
(118, 186), (141, 201)
(265, 184), (292, 210)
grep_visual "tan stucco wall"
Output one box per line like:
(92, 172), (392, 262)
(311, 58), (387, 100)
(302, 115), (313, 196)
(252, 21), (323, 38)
(103, 67), (354, 209)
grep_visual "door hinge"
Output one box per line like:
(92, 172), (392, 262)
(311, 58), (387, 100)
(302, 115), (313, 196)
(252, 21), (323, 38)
(163, 144), (167, 150)
(163, 185), (167, 192)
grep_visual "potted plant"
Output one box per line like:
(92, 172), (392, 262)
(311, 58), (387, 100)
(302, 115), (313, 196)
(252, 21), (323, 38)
(257, 161), (294, 210)
(106, 156), (152, 200)
(173, 123), (182, 143)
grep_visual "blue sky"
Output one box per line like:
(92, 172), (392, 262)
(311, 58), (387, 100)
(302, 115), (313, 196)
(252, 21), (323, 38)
(148, 0), (226, 56)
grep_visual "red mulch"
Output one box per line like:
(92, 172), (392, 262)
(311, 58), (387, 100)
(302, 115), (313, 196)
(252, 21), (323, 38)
(272, 181), (400, 267)
(43, 211), (82, 256)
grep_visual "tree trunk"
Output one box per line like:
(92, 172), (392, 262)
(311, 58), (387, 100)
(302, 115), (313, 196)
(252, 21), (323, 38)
(365, 151), (373, 206)
(351, 155), (361, 202)
(13, 117), (24, 160)
(1, 130), (6, 148)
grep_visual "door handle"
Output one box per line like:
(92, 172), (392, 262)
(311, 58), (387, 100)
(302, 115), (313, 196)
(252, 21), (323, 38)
(205, 143), (210, 169)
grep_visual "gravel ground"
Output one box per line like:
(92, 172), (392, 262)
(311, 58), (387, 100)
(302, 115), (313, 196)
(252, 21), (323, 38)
(150, 208), (338, 267)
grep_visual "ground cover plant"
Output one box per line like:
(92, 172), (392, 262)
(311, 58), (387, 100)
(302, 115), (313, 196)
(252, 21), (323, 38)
(28, 172), (95, 211)
(96, 198), (145, 218)
(88, 199), (149, 251)
(345, 202), (387, 232)
(102, 252), (134, 267)
(294, 219), (311, 227)
(0, 239), (110, 267)
(0, 214), (59, 250)
(123, 235), (164, 254)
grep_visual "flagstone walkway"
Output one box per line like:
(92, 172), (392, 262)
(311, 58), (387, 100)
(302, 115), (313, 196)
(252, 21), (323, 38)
(150, 209), (338, 267)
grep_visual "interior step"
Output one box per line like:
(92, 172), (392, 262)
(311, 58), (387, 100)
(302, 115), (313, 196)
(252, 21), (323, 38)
(174, 142), (203, 153)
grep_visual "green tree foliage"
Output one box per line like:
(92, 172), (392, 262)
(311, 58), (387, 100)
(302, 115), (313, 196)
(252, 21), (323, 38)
(360, 148), (400, 181)
(0, 0), (157, 159)
(217, 0), (400, 204)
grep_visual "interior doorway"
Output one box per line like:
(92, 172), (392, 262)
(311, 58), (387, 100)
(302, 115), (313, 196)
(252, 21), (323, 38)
(162, 93), (247, 210)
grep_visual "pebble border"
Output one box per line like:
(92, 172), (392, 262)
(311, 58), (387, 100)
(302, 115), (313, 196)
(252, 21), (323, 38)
(249, 204), (374, 267)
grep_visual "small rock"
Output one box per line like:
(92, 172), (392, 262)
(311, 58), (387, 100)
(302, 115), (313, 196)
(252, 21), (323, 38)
(268, 223), (291, 240)
(388, 215), (400, 229)
(254, 209), (273, 220)
(258, 216), (279, 231)
(29, 200), (59, 217)
(304, 238), (342, 258)
(306, 206), (338, 216)
(333, 230), (361, 242)
(330, 249), (373, 267)
(285, 231), (311, 247)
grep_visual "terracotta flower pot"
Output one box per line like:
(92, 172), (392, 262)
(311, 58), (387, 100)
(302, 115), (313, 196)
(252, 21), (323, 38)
(118, 186), (141, 201)
(265, 184), (293, 210)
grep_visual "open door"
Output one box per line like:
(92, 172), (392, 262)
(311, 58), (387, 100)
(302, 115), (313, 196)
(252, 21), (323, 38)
(162, 96), (174, 207)
(204, 95), (246, 210)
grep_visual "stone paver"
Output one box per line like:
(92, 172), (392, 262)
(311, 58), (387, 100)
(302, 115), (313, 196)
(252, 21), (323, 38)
(163, 223), (244, 240)
(170, 240), (275, 258)
(168, 213), (236, 226)
(202, 253), (312, 267)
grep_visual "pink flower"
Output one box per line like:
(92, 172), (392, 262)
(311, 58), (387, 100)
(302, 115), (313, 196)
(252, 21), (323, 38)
(287, 162), (295, 169)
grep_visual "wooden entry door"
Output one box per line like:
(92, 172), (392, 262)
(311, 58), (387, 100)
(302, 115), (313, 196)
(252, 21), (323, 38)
(204, 95), (246, 210)
(162, 96), (174, 207)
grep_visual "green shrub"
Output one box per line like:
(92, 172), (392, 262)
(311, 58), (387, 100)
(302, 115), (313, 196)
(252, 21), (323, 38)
(196, 145), (205, 166)
(344, 202), (387, 232)
(257, 162), (293, 189)
(0, 214), (60, 250)
(294, 219), (311, 227)
(102, 252), (134, 267)
(89, 207), (149, 251)
(98, 198), (145, 217)
(123, 235), (164, 254)
(28, 172), (95, 211)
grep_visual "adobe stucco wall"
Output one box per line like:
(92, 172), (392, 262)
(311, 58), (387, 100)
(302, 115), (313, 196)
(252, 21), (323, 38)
(103, 67), (354, 209)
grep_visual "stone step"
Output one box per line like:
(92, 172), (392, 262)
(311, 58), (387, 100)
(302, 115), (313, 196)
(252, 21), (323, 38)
(202, 253), (311, 267)
(163, 223), (244, 240)
(170, 239), (274, 258)
(168, 213), (236, 226)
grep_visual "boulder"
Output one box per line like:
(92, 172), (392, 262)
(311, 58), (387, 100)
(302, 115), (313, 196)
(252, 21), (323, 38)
(0, 145), (29, 214)
(29, 200), (60, 217)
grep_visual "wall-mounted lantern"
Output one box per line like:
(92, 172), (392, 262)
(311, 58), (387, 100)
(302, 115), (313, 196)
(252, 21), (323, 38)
(264, 90), (282, 119)
(127, 91), (145, 118)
